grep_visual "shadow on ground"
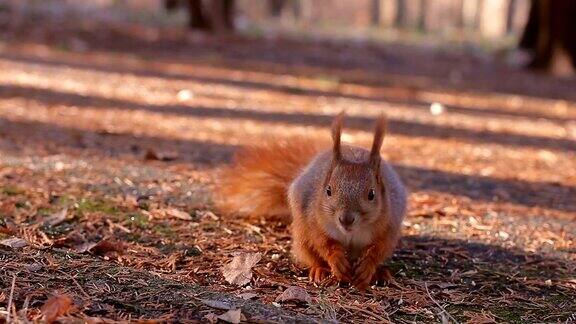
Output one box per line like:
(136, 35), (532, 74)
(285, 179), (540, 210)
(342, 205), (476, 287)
(2, 53), (576, 126)
(1, 112), (574, 213)
(1, 83), (575, 153)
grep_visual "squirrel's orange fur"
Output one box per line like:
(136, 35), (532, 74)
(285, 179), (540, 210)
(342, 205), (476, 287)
(216, 113), (407, 289)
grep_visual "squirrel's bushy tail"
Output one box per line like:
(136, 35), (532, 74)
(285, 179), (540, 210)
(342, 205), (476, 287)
(216, 138), (325, 219)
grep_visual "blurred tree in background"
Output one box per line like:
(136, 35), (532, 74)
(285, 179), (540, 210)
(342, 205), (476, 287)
(164, 0), (234, 32)
(520, 0), (576, 76)
(5, 0), (574, 76)
(163, 0), (531, 40)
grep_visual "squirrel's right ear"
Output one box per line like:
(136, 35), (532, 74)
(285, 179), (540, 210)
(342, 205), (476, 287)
(331, 112), (345, 160)
(369, 114), (386, 168)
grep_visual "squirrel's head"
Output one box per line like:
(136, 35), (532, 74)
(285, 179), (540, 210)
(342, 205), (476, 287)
(320, 113), (387, 234)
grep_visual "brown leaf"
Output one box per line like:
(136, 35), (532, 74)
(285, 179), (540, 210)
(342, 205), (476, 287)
(275, 286), (312, 304)
(198, 210), (219, 221)
(0, 237), (28, 249)
(75, 238), (124, 255)
(43, 208), (68, 226)
(74, 241), (97, 253)
(165, 208), (193, 221)
(41, 294), (73, 324)
(0, 226), (14, 235)
(26, 262), (43, 272)
(217, 309), (242, 324)
(0, 218), (16, 235)
(221, 252), (262, 286)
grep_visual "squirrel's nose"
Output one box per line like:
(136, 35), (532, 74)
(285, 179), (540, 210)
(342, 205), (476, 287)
(339, 213), (357, 229)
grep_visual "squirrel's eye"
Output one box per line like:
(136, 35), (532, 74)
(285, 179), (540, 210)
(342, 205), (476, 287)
(368, 189), (376, 201)
(326, 186), (332, 197)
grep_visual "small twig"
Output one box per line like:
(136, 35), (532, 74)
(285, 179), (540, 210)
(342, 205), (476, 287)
(6, 273), (16, 324)
(425, 282), (459, 324)
(384, 306), (392, 323)
(11, 305), (17, 324)
(20, 295), (31, 324)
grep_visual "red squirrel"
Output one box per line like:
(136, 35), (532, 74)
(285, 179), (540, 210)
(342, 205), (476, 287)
(217, 113), (407, 289)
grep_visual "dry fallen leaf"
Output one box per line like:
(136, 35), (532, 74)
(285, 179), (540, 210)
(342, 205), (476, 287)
(26, 262), (43, 272)
(197, 210), (219, 221)
(275, 286), (312, 304)
(43, 208), (68, 226)
(217, 309), (242, 324)
(41, 294), (73, 324)
(222, 252), (262, 286)
(75, 238), (123, 254)
(0, 237), (28, 249)
(165, 208), (193, 221)
(0, 226), (14, 235)
(0, 218), (16, 235)
(74, 241), (98, 253)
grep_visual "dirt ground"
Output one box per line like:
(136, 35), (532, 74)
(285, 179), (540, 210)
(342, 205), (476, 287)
(0, 11), (575, 324)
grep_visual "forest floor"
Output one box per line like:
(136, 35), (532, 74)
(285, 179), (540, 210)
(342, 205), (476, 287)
(0, 13), (576, 324)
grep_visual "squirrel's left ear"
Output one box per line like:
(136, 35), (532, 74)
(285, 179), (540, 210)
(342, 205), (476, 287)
(369, 114), (386, 170)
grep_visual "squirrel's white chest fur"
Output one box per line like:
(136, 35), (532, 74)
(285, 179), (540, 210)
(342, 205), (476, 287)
(324, 222), (374, 260)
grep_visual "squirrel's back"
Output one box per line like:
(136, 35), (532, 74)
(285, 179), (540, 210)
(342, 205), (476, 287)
(215, 138), (326, 218)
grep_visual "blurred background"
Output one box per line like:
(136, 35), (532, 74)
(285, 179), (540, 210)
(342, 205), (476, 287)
(1, 0), (574, 75)
(0, 0), (535, 46)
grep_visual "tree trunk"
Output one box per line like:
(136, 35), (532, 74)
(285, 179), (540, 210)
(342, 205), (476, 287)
(394, 0), (425, 30)
(187, 0), (210, 30)
(270, 0), (285, 17)
(424, 0), (459, 33)
(462, 0), (479, 30)
(210, 0), (235, 33)
(479, 0), (510, 38)
(164, 0), (234, 32)
(520, 0), (576, 76)
(377, 0), (398, 28)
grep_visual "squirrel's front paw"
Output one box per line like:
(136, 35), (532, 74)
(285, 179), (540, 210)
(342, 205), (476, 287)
(353, 257), (377, 290)
(308, 266), (330, 283)
(326, 250), (351, 282)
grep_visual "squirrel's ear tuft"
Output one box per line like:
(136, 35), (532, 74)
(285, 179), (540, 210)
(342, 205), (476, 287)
(369, 114), (386, 168)
(331, 111), (345, 160)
